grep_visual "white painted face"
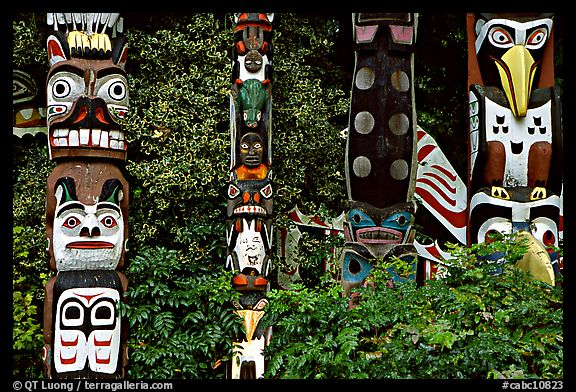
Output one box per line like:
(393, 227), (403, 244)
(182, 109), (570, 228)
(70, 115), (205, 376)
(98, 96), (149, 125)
(54, 287), (121, 374)
(234, 219), (266, 274)
(52, 179), (124, 271)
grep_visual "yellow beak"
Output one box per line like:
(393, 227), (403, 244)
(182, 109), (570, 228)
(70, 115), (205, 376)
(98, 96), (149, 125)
(235, 309), (265, 342)
(515, 231), (555, 286)
(494, 45), (538, 117)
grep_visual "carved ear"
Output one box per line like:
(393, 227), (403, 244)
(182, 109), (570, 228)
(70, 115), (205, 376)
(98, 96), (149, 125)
(46, 32), (70, 66)
(112, 36), (129, 69)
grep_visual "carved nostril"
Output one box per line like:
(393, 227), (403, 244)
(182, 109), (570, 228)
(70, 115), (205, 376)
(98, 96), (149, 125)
(91, 227), (101, 237)
(79, 227), (90, 237)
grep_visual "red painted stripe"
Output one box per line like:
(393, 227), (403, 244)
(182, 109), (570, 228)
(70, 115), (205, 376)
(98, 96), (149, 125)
(416, 186), (467, 228)
(416, 178), (456, 207)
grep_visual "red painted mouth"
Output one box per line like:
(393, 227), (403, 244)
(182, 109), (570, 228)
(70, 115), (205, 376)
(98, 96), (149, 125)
(356, 227), (403, 244)
(66, 241), (114, 249)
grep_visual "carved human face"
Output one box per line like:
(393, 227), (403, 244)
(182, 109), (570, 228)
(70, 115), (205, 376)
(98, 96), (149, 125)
(239, 132), (263, 168)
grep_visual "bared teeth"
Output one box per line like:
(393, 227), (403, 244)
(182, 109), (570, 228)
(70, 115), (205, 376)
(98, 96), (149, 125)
(80, 128), (90, 145)
(69, 130), (79, 146)
(51, 129), (126, 150)
(100, 131), (109, 147)
(92, 129), (101, 145)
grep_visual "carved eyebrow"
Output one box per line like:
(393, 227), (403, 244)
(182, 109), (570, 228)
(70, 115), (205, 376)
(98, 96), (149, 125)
(48, 64), (84, 80)
(97, 67), (127, 79)
(96, 202), (121, 214)
(56, 202), (85, 217)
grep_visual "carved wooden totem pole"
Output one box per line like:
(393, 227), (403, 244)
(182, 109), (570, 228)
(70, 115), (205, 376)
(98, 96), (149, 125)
(467, 13), (563, 284)
(225, 12), (274, 379)
(341, 13), (420, 302)
(41, 13), (130, 379)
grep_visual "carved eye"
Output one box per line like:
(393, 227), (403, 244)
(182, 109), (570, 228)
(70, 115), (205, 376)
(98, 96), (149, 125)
(241, 143), (249, 149)
(253, 143), (262, 149)
(397, 215), (407, 226)
(52, 79), (71, 98)
(91, 301), (115, 326)
(243, 112), (248, 121)
(63, 216), (81, 229)
(62, 302), (84, 327)
(100, 215), (118, 228)
(253, 299), (268, 311)
(526, 28), (547, 49)
(488, 27), (513, 48)
(256, 112), (261, 121)
(107, 80), (127, 101)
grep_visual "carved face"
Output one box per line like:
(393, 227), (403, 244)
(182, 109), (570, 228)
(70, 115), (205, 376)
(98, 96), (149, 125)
(227, 171), (273, 217)
(244, 50), (264, 73)
(474, 14), (553, 116)
(52, 177), (124, 271)
(46, 33), (129, 160)
(46, 161), (129, 271)
(238, 79), (269, 129)
(345, 201), (415, 245)
(233, 219), (267, 275)
(239, 132), (263, 168)
(54, 287), (121, 374)
(470, 187), (560, 249)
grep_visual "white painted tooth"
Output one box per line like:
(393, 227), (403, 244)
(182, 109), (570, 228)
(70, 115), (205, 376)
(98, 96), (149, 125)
(118, 131), (124, 141)
(110, 140), (119, 149)
(59, 128), (69, 137)
(100, 131), (109, 148)
(68, 130), (79, 146)
(80, 128), (90, 145)
(59, 137), (67, 146)
(118, 141), (125, 150)
(52, 138), (59, 146)
(92, 129), (101, 145)
(110, 130), (119, 140)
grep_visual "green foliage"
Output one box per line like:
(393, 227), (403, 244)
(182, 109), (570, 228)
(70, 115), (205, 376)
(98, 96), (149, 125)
(263, 239), (563, 379)
(122, 244), (242, 378)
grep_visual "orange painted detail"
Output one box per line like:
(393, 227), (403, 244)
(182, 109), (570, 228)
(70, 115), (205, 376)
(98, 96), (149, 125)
(235, 164), (268, 180)
(232, 274), (248, 286)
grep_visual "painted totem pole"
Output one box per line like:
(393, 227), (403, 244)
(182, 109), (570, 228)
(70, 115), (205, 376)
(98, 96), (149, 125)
(341, 13), (420, 302)
(42, 13), (130, 379)
(13, 67), (47, 137)
(225, 13), (274, 379)
(467, 13), (563, 284)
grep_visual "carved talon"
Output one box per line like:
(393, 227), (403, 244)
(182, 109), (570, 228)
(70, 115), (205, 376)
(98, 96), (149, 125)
(491, 186), (510, 200)
(67, 31), (90, 55)
(90, 33), (112, 55)
(530, 186), (547, 200)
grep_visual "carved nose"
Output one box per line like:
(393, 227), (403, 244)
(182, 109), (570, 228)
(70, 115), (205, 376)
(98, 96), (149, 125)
(79, 226), (101, 237)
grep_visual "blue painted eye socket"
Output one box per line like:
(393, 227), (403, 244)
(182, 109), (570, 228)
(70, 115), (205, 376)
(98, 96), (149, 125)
(342, 251), (373, 284)
(382, 212), (413, 231)
(348, 209), (375, 228)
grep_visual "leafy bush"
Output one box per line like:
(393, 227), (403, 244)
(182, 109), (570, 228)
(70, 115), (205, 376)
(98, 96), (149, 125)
(262, 236), (563, 379)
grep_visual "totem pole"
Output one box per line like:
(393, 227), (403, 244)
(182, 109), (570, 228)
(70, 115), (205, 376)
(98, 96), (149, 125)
(225, 12), (274, 379)
(13, 67), (47, 137)
(41, 13), (130, 379)
(467, 13), (563, 284)
(341, 13), (420, 302)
